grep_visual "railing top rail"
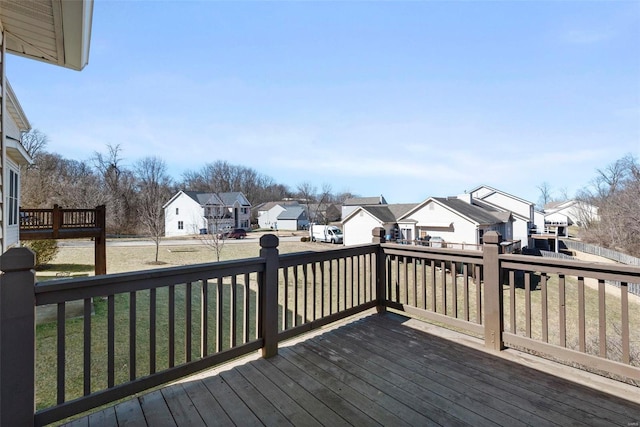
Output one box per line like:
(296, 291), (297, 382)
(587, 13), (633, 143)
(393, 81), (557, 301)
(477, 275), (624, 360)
(278, 244), (378, 267)
(381, 242), (483, 259)
(500, 253), (640, 281)
(35, 256), (265, 305)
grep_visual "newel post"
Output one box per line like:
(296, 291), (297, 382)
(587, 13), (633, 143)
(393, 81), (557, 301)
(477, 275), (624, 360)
(372, 227), (387, 313)
(0, 248), (36, 427)
(260, 234), (279, 358)
(52, 204), (62, 238)
(95, 205), (107, 275)
(482, 231), (504, 351)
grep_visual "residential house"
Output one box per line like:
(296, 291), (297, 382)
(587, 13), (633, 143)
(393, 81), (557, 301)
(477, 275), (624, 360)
(341, 195), (387, 221)
(0, 1), (93, 252)
(544, 199), (599, 227)
(469, 185), (534, 247)
(397, 196), (513, 246)
(342, 194), (514, 247)
(342, 204), (416, 246)
(164, 190), (251, 237)
(256, 201), (300, 229)
(275, 205), (309, 231)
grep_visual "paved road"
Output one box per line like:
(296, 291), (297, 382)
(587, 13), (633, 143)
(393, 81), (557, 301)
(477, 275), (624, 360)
(57, 234), (302, 248)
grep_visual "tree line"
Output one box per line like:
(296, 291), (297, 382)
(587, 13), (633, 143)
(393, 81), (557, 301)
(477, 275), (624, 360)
(538, 154), (640, 257)
(20, 130), (355, 236)
(576, 154), (640, 257)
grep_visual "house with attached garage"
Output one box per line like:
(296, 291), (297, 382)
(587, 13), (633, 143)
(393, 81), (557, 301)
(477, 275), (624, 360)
(275, 205), (309, 231)
(342, 204), (417, 246)
(164, 190), (251, 237)
(0, 0), (93, 253)
(342, 194), (515, 248)
(256, 200), (300, 229)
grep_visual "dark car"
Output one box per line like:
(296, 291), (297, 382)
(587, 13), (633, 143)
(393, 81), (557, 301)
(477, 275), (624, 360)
(220, 228), (247, 239)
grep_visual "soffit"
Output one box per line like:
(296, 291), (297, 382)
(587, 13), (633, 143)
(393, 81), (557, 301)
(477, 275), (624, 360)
(1, 0), (92, 71)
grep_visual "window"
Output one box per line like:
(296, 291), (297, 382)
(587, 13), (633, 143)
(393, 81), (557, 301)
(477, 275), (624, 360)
(176, 208), (179, 215)
(8, 170), (18, 226)
(241, 207), (248, 215)
(178, 221), (184, 230)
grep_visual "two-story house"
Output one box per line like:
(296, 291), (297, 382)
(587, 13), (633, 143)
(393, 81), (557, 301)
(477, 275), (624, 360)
(164, 191), (251, 237)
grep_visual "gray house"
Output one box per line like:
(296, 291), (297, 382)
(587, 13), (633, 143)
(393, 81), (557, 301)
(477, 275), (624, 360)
(276, 206), (309, 231)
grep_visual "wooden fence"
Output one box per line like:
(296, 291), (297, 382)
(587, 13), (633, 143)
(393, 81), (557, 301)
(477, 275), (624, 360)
(0, 230), (638, 426)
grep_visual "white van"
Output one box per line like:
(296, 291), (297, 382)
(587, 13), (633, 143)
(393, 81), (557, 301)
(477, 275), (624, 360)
(309, 224), (343, 244)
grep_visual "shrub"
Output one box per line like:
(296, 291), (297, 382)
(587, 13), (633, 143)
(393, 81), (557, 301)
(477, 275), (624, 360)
(300, 236), (310, 242)
(24, 240), (59, 268)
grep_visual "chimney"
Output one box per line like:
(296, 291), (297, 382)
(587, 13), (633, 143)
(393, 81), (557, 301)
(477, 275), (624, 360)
(457, 192), (472, 204)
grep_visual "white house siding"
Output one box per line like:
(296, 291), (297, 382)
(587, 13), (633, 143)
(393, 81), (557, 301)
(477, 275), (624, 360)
(341, 205), (359, 221)
(473, 191), (531, 220)
(164, 193), (205, 237)
(343, 211), (385, 246)
(409, 202), (479, 245)
(471, 188), (532, 245)
(511, 219), (528, 246)
(258, 205), (286, 229)
(276, 219), (298, 230)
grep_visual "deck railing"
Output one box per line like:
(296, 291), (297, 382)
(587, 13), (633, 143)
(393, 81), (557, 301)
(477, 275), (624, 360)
(19, 205), (107, 275)
(20, 205), (105, 236)
(0, 230), (638, 426)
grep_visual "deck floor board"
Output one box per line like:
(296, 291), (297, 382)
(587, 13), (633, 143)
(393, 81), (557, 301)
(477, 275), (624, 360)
(61, 313), (640, 426)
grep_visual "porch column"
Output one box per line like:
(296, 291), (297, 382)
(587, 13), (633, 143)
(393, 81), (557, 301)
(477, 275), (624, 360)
(0, 247), (36, 426)
(482, 231), (504, 351)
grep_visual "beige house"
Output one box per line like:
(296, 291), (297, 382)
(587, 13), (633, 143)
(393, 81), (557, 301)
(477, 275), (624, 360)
(0, 1), (93, 252)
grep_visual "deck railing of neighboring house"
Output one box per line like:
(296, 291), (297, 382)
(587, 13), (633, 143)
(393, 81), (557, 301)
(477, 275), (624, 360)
(0, 230), (638, 426)
(20, 205), (105, 237)
(19, 205), (107, 275)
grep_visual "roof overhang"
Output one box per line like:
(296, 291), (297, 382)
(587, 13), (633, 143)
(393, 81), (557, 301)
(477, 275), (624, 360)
(6, 80), (30, 131)
(1, 0), (93, 71)
(6, 135), (33, 166)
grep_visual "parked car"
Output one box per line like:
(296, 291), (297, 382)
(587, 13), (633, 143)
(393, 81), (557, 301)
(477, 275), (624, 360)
(218, 228), (247, 239)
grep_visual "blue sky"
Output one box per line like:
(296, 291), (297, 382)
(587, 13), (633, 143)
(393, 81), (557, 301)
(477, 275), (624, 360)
(7, 1), (640, 205)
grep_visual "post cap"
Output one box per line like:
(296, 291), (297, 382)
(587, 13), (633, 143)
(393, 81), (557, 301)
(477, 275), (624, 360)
(483, 231), (502, 244)
(260, 234), (279, 248)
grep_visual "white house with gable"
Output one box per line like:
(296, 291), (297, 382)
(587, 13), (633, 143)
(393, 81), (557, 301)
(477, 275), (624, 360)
(164, 191), (251, 237)
(397, 196), (513, 247)
(257, 201), (299, 229)
(342, 204), (416, 246)
(469, 185), (534, 247)
(342, 194), (515, 248)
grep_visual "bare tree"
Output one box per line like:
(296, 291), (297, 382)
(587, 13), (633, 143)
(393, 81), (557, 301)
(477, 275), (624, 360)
(312, 183), (333, 224)
(20, 128), (48, 159)
(198, 214), (228, 262)
(93, 144), (137, 234)
(296, 181), (316, 224)
(134, 156), (173, 263)
(536, 181), (554, 208)
(577, 154), (640, 256)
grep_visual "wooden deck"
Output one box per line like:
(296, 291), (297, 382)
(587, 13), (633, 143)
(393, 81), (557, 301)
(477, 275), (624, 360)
(61, 313), (640, 426)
